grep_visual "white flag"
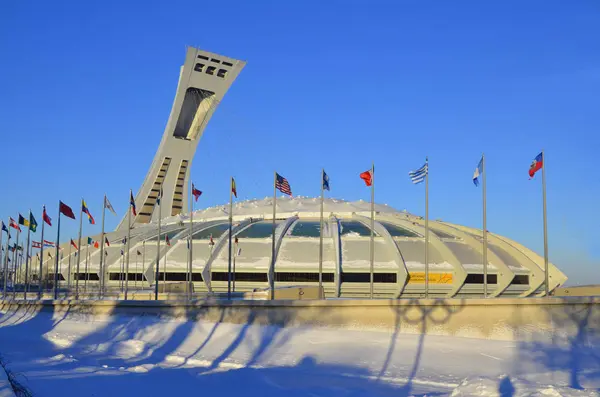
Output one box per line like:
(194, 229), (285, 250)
(104, 196), (117, 216)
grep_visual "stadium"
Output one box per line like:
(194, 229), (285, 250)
(37, 47), (566, 298)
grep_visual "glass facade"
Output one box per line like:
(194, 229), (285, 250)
(379, 222), (420, 237)
(340, 221), (377, 237)
(237, 221), (282, 238)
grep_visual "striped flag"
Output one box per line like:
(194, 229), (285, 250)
(9, 217), (21, 232)
(82, 200), (95, 224)
(42, 206), (52, 226)
(275, 173), (292, 196)
(192, 183), (202, 201)
(130, 190), (137, 216)
(473, 157), (484, 186)
(409, 162), (428, 184)
(70, 239), (78, 250)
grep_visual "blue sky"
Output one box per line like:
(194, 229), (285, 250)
(0, 0), (598, 285)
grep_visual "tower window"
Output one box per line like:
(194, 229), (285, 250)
(210, 58), (221, 63)
(217, 69), (228, 78)
(206, 66), (216, 75)
(197, 55), (209, 60)
(194, 63), (204, 72)
(222, 61), (233, 67)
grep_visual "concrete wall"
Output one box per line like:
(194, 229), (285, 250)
(2, 297), (598, 342)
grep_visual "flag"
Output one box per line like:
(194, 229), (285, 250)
(59, 201), (76, 219)
(136, 250), (141, 255)
(275, 173), (292, 196)
(529, 152), (543, 179)
(192, 183), (202, 201)
(87, 237), (93, 245)
(360, 169), (373, 187)
(122, 237), (127, 245)
(165, 235), (171, 246)
(473, 157), (484, 186)
(409, 163), (428, 184)
(94, 241), (99, 249)
(43, 240), (55, 248)
(82, 200), (95, 224)
(1, 222), (7, 233)
(43, 206), (52, 226)
(130, 190), (137, 216)
(234, 236), (238, 244)
(9, 217), (21, 232)
(323, 171), (330, 191)
(29, 212), (38, 233)
(231, 178), (237, 198)
(104, 196), (117, 216)
(156, 188), (163, 206)
(70, 239), (78, 250)
(120, 249), (124, 256)
(104, 236), (110, 247)
(48, 251), (52, 259)
(18, 214), (30, 228)
(32, 241), (42, 249)
(209, 235), (214, 246)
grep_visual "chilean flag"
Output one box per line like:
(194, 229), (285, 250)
(360, 168), (373, 187)
(529, 152), (543, 179)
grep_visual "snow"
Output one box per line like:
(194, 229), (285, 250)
(0, 308), (598, 396)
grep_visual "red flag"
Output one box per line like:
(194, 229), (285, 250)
(42, 206), (52, 226)
(9, 217), (21, 232)
(104, 237), (110, 247)
(59, 201), (76, 219)
(70, 239), (78, 250)
(192, 183), (202, 202)
(360, 169), (373, 187)
(165, 235), (171, 246)
(94, 241), (99, 249)
(209, 235), (214, 246)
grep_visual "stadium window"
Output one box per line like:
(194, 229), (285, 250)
(194, 63), (204, 72)
(211, 272), (267, 282)
(464, 274), (498, 284)
(275, 272), (334, 282)
(210, 58), (221, 63)
(222, 61), (233, 67)
(511, 275), (529, 285)
(206, 66), (216, 75)
(197, 55), (209, 60)
(341, 273), (397, 283)
(217, 69), (228, 78)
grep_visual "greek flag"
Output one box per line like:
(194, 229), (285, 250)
(409, 163), (428, 184)
(473, 157), (483, 186)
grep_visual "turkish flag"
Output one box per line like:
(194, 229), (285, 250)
(360, 169), (373, 187)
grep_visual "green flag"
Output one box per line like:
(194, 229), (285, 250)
(29, 212), (38, 233)
(87, 237), (93, 245)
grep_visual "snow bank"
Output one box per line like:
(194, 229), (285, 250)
(450, 375), (598, 397)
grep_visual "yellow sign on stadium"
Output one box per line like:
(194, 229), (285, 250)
(407, 272), (453, 284)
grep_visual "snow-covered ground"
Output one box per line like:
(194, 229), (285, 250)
(0, 308), (598, 396)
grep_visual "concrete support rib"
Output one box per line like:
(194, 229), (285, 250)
(442, 222), (564, 296)
(116, 47), (246, 231)
(378, 215), (467, 297)
(329, 216), (342, 298)
(201, 218), (257, 292)
(266, 216), (299, 291)
(352, 214), (409, 297)
(424, 220), (515, 297)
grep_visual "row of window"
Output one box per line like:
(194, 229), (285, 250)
(194, 63), (228, 78)
(197, 54), (234, 67)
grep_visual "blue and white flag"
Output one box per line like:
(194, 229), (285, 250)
(322, 170), (330, 191)
(473, 157), (484, 186)
(409, 163), (428, 184)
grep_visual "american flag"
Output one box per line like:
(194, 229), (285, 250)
(275, 173), (292, 196)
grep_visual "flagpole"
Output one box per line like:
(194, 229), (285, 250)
(67, 243), (72, 290)
(2, 224), (8, 300)
(482, 153), (488, 298)
(370, 162), (375, 300)
(188, 182), (193, 301)
(125, 194), (132, 300)
(0, 226), (3, 299)
(319, 169), (324, 298)
(53, 204), (61, 300)
(135, 250), (138, 291)
(425, 157), (429, 299)
(154, 193), (161, 301)
(13, 229), (20, 300)
(99, 195), (107, 297)
(38, 209), (45, 299)
(75, 201), (83, 299)
(24, 212), (32, 300)
(271, 171), (277, 301)
(542, 150), (549, 296)
(228, 177), (233, 300)
(84, 243), (89, 293)
(142, 240), (146, 288)
(233, 239), (237, 292)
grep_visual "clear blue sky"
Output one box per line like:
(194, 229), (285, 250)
(0, 1), (598, 285)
